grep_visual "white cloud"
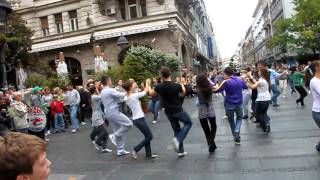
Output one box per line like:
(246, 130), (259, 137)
(204, 0), (257, 59)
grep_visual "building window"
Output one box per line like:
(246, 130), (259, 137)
(119, 0), (147, 20)
(54, 13), (63, 34)
(69, 10), (78, 31)
(40, 16), (49, 37)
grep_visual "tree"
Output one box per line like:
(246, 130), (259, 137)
(122, 46), (181, 83)
(95, 46), (181, 84)
(2, 12), (33, 68)
(267, 0), (320, 55)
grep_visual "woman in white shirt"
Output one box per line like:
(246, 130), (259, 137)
(308, 60), (320, 152)
(246, 67), (272, 133)
(123, 80), (158, 159)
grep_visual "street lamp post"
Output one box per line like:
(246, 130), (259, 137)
(0, 0), (12, 88)
(117, 33), (129, 50)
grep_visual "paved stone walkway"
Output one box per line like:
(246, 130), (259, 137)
(47, 93), (320, 180)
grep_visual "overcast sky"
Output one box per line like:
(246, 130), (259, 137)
(204, 0), (258, 59)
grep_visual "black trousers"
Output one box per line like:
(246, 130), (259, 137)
(46, 107), (54, 131)
(199, 117), (217, 148)
(295, 86), (307, 106)
(256, 101), (270, 130)
(133, 117), (153, 157)
(94, 122), (109, 149)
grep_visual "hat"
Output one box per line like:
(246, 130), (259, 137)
(32, 86), (43, 93)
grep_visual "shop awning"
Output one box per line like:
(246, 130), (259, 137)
(31, 20), (169, 53)
(94, 20), (169, 40)
(31, 34), (92, 53)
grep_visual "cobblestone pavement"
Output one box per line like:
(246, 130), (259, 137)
(47, 93), (320, 180)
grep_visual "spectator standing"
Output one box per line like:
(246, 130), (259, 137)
(66, 84), (81, 133)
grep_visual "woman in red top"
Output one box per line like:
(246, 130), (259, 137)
(50, 95), (65, 133)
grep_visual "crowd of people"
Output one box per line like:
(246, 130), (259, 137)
(1, 59), (320, 179)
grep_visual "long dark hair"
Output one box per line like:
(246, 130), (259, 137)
(305, 60), (320, 88)
(196, 73), (212, 101)
(260, 67), (271, 90)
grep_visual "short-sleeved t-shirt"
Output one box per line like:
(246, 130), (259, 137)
(155, 81), (183, 114)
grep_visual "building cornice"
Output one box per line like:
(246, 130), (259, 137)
(15, 0), (80, 14)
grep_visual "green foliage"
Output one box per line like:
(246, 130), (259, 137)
(4, 12), (33, 66)
(88, 46), (181, 88)
(267, 0), (320, 54)
(43, 74), (70, 89)
(122, 46), (181, 83)
(24, 74), (47, 88)
(24, 73), (69, 89)
(92, 68), (126, 84)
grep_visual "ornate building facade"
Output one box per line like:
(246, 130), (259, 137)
(8, 0), (218, 85)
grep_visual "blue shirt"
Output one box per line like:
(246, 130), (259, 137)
(214, 76), (247, 106)
(269, 69), (280, 85)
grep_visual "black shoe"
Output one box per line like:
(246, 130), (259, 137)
(242, 115), (248, 120)
(316, 143), (320, 152)
(273, 104), (280, 107)
(252, 120), (259, 123)
(209, 143), (217, 153)
(234, 134), (241, 145)
(249, 115), (255, 120)
(265, 125), (271, 133)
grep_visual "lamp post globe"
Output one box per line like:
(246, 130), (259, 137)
(117, 34), (129, 50)
(0, 0), (12, 88)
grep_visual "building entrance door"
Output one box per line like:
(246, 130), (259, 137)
(65, 57), (83, 86)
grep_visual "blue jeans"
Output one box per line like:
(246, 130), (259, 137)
(225, 104), (243, 135)
(148, 100), (160, 121)
(133, 117), (153, 157)
(312, 111), (320, 128)
(271, 84), (281, 105)
(166, 111), (193, 153)
(69, 105), (80, 129)
(54, 113), (65, 132)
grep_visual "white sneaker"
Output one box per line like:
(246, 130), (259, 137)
(132, 149), (138, 159)
(45, 138), (50, 142)
(45, 130), (51, 136)
(172, 137), (180, 152)
(147, 154), (158, 159)
(178, 152), (188, 157)
(81, 122), (87, 125)
(152, 121), (157, 124)
(117, 150), (131, 156)
(223, 115), (228, 119)
(71, 129), (77, 133)
(101, 148), (112, 153)
(109, 134), (117, 146)
(92, 141), (100, 150)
